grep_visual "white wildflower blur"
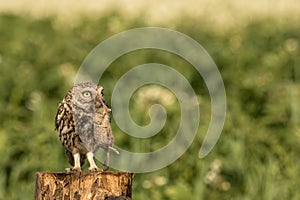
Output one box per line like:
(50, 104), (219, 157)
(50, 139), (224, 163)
(284, 38), (299, 52)
(136, 85), (176, 108)
(204, 159), (231, 191)
(58, 63), (76, 85)
(142, 175), (168, 189)
(26, 91), (43, 111)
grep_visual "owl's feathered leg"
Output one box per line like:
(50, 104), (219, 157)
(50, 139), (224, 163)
(65, 153), (82, 172)
(73, 153), (82, 171)
(87, 152), (100, 171)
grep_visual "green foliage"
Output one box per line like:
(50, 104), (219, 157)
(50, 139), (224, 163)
(0, 12), (299, 199)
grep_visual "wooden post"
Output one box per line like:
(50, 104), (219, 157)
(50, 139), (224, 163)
(34, 171), (134, 200)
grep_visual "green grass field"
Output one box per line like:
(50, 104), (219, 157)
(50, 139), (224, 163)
(0, 6), (299, 199)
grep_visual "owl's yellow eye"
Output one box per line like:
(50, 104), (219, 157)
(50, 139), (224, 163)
(82, 91), (91, 97)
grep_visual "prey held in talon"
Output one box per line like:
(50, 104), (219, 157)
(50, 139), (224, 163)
(55, 82), (119, 172)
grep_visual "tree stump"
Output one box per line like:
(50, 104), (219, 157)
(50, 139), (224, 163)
(34, 171), (134, 200)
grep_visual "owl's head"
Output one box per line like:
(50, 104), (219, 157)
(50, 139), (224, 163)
(71, 82), (104, 112)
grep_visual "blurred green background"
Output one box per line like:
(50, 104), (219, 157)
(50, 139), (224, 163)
(0, 1), (299, 199)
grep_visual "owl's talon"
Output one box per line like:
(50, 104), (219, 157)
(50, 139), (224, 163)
(102, 165), (109, 171)
(72, 167), (82, 172)
(65, 167), (81, 173)
(65, 168), (72, 173)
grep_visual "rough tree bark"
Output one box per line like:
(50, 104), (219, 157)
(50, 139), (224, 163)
(34, 171), (134, 200)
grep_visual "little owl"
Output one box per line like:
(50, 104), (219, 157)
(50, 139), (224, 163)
(55, 82), (118, 172)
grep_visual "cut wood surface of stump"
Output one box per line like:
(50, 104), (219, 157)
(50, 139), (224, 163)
(34, 171), (134, 200)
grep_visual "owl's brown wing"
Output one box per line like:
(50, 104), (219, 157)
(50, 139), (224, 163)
(55, 89), (73, 130)
(55, 101), (64, 131)
(55, 101), (72, 132)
